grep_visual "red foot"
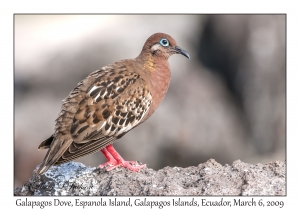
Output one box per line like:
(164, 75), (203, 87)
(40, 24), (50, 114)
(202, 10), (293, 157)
(99, 145), (146, 172)
(105, 161), (146, 172)
(99, 148), (117, 168)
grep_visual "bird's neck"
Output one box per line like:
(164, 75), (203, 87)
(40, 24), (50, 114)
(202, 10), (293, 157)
(137, 54), (171, 116)
(148, 60), (171, 95)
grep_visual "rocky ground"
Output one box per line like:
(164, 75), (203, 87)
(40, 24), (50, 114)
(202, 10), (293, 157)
(15, 159), (285, 196)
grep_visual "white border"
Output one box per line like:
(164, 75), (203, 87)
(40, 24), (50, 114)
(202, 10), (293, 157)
(1, 0), (298, 208)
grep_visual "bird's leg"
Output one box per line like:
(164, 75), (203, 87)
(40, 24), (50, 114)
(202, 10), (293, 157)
(99, 146), (137, 169)
(102, 144), (146, 172)
(99, 147), (118, 168)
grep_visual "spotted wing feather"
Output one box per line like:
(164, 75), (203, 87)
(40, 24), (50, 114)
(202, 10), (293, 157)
(37, 61), (152, 173)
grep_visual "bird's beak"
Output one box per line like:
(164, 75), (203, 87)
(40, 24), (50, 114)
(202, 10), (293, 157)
(174, 46), (190, 59)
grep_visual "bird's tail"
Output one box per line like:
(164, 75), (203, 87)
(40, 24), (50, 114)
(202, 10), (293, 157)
(36, 137), (72, 175)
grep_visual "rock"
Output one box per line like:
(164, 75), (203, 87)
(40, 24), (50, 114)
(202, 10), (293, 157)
(14, 159), (285, 196)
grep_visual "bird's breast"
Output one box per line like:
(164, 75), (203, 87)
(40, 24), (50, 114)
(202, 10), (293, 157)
(147, 62), (171, 116)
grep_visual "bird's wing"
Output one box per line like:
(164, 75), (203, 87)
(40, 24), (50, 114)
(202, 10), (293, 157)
(36, 61), (152, 174)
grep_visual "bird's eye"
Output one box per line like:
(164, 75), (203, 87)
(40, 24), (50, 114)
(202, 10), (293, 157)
(159, 38), (169, 47)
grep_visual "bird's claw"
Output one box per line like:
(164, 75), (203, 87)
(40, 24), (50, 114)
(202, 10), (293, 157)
(99, 160), (146, 172)
(99, 159), (118, 169)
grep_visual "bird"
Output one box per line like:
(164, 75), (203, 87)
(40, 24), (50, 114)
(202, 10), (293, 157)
(36, 33), (190, 175)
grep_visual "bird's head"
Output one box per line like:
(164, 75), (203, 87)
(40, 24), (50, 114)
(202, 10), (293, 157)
(139, 33), (190, 60)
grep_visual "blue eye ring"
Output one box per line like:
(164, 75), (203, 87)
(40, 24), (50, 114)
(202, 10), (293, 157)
(159, 38), (169, 47)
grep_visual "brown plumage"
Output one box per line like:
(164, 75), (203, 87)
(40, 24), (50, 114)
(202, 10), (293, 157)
(36, 33), (190, 175)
